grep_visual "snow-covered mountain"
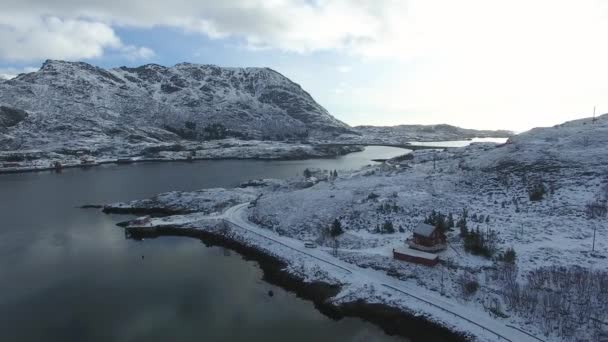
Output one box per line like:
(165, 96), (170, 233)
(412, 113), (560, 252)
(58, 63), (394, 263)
(0, 60), (351, 151)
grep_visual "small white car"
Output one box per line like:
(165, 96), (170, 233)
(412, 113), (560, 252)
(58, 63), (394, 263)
(303, 241), (317, 248)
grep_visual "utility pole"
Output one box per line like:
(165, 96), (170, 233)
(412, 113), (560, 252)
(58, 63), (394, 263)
(440, 265), (445, 295)
(592, 223), (596, 252)
(586, 200), (607, 253)
(593, 106), (597, 123)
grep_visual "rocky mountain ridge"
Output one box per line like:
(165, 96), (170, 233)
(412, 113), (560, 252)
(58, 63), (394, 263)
(0, 60), (351, 152)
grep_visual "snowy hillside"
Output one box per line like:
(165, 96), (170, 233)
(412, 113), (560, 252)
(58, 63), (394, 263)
(465, 113), (608, 170)
(105, 114), (608, 341)
(333, 124), (515, 145)
(0, 60), (351, 152)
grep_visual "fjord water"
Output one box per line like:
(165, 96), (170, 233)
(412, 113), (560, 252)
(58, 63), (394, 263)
(0, 146), (407, 342)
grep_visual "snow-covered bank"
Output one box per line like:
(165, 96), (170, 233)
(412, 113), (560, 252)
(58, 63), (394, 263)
(101, 114), (608, 342)
(118, 216), (468, 342)
(102, 198), (532, 341)
(0, 140), (364, 174)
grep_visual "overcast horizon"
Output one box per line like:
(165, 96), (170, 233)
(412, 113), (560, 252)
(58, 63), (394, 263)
(1, 0), (607, 132)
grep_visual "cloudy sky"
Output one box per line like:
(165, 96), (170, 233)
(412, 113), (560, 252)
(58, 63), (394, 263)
(1, 0), (607, 131)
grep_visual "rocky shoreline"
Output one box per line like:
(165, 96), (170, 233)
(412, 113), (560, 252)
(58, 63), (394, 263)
(102, 206), (469, 342)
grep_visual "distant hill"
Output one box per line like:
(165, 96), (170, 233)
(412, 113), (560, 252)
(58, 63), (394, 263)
(352, 124), (513, 142)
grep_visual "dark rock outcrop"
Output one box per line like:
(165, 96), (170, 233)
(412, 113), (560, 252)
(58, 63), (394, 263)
(0, 106), (28, 129)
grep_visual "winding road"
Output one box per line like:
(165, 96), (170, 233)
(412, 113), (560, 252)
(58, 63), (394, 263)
(221, 202), (543, 342)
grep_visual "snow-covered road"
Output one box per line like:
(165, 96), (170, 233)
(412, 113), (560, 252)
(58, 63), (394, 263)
(221, 202), (543, 342)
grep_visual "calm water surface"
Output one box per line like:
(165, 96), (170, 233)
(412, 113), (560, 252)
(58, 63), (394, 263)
(0, 146), (408, 342)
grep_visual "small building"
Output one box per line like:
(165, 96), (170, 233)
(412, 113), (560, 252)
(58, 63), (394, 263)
(393, 247), (438, 267)
(407, 222), (447, 253)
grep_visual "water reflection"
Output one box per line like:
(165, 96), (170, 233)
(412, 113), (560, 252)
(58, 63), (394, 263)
(0, 147), (407, 342)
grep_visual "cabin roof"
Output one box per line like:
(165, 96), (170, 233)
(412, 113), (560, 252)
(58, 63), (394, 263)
(393, 247), (438, 260)
(414, 222), (436, 237)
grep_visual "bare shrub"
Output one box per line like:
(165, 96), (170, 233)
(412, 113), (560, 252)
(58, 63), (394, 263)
(528, 182), (546, 201)
(499, 266), (608, 340)
(458, 272), (479, 298)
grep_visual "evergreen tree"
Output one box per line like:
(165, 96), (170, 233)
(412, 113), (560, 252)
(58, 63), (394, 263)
(462, 225), (495, 258)
(382, 220), (395, 234)
(499, 247), (517, 263)
(184, 121), (196, 130)
(332, 238), (340, 256)
(330, 219), (344, 237)
(457, 216), (468, 237)
(425, 210), (448, 232)
(203, 123), (228, 140)
(303, 168), (312, 178)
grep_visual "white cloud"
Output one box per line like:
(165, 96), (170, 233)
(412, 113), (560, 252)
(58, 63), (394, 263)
(0, 16), (120, 60)
(0, 1), (387, 56)
(333, 82), (350, 95)
(0, 0), (607, 129)
(0, 15), (153, 61)
(0, 66), (38, 80)
(340, 0), (608, 130)
(337, 65), (352, 73)
(120, 45), (155, 60)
